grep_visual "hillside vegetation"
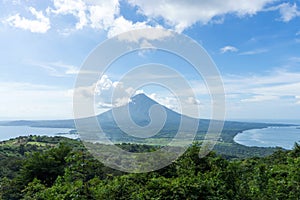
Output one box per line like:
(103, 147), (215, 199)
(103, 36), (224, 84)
(0, 136), (299, 199)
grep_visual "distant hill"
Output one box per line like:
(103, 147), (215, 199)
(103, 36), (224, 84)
(2, 119), (76, 129)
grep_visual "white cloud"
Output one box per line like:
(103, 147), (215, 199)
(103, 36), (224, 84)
(220, 46), (238, 54)
(98, 80), (134, 107)
(72, 85), (95, 100)
(239, 49), (268, 55)
(97, 102), (114, 109)
(277, 3), (300, 22)
(3, 0), (297, 37)
(107, 16), (150, 38)
(186, 97), (201, 105)
(74, 75), (135, 109)
(49, 0), (120, 32)
(49, 0), (88, 30)
(96, 75), (113, 93)
(88, 0), (120, 30)
(147, 93), (202, 118)
(135, 89), (144, 95)
(116, 27), (173, 43)
(51, 0), (87, 14)
(149, 93), (179, 112)
(47, 0), (113, 30)
(128, 0), (276, 32)
(266, 3), (300, 22)
(5, 7), (50, 33)
(3, 0), (291, 37)
(48, 0), (154, 38)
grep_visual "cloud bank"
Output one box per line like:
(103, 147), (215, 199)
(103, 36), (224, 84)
(3, 0), (298, 37)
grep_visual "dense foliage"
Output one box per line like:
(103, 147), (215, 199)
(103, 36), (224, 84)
(0, 136), (299, 199)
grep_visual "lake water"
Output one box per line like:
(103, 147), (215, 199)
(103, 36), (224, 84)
(234, 126), (300, 150)
(0, 126), (78, 141)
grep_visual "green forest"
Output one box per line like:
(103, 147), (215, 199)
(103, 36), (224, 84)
(1, 136), (300, 199)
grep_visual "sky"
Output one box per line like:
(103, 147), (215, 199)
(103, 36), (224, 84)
(0, 0), (300, 121)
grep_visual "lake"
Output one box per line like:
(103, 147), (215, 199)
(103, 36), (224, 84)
(234, 126), (300, 150)
(0, 126), (78, 141)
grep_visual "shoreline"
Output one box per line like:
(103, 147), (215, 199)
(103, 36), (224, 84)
(0, 125), (75, 142)
(233, 125), (300, 150)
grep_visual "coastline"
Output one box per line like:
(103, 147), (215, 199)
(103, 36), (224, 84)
(0, 125), (75, 142)
(233, 125), (300, 150)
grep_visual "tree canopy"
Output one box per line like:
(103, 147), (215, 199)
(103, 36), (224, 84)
(1, 136), (300, 199)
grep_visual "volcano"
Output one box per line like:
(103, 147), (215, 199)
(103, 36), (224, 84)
(94, 93), (201, 141)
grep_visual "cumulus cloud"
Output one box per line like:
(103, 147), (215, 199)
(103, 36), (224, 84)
(48, 0), (155, 37)
(95, 75), (113, 93)
(73, 75), (135, 109)
(4, 0), (296, 37)
(49, 0), (121, 31)
(5, 7), (50, 33)
(220, 46), (238, 54)
(128, 0), (276, 32)
(88, 0), (120, 30)
(3, 0), (280, 35)
(107, 16), (150, 38)
(96, 76), (135, 107)
(47, 0), (298, 35)
(49, 0), (88, 29)
(116, 27), (173, 44)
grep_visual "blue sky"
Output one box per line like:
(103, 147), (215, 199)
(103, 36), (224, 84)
(0, 0), (300, 121)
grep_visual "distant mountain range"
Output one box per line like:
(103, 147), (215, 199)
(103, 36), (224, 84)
(0, 93), (289, 143)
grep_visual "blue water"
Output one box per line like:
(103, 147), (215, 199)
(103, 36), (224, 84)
(234, 126), (300, 150)
(0, 126), (78, 141)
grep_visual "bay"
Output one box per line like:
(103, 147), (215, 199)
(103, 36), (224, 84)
(0, 126), (78, 141)
(234, 126), (300, 150)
